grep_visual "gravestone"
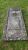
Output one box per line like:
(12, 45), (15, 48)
(3, 8), (27, 40)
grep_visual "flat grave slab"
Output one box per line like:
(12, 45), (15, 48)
(3, 8), (27, 40)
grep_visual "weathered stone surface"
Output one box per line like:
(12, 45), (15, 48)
(3, 8), (27, 40)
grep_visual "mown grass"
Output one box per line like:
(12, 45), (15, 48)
(0, 41), (28, 50)
(0, 0), (28, 50)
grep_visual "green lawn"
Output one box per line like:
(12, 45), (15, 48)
(0, 0), (28, 50)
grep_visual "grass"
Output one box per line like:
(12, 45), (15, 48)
(0, 0), (28, 50)
(0, 41), (28, 50)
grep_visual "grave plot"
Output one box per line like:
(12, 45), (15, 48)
(3, 8), (27, 40)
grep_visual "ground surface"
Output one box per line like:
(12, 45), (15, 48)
(0, 0), (28, 50)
